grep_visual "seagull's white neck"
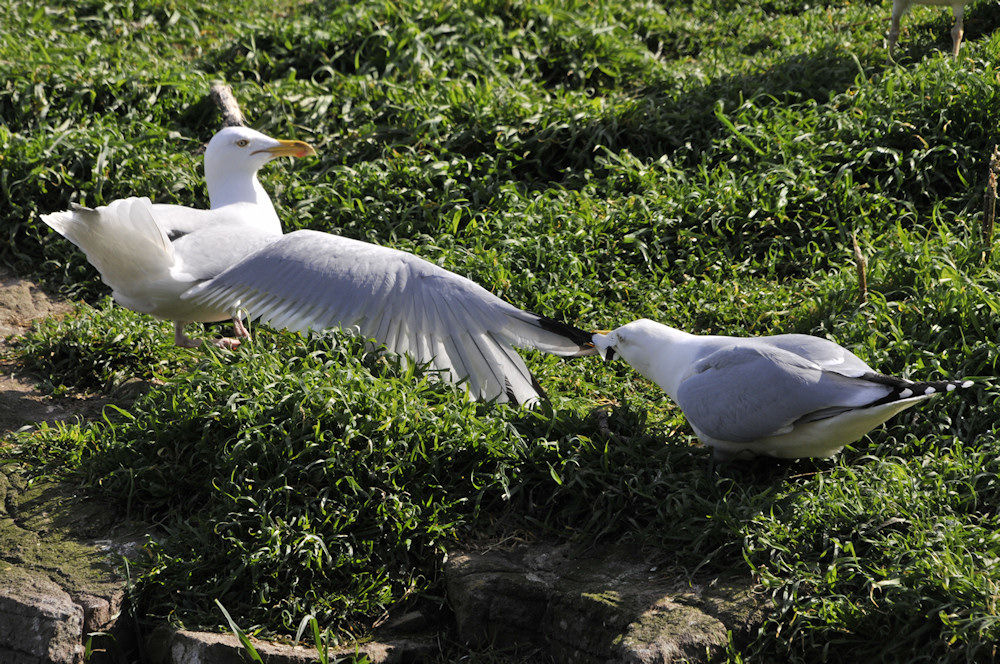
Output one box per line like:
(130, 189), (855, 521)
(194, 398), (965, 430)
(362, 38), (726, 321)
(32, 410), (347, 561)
(206, 165), (281, 231)
(649, 328), (707, 398)
(207, 168), (270, 209)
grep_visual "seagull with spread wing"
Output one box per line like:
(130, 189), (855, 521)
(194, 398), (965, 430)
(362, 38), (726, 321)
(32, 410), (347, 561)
(42, 126), (315, 348)
(42, 126), (595, 405)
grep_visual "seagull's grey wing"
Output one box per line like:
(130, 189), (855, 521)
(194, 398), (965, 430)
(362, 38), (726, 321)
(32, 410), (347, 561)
(183, 230), (590, 403)
(758, 334), (875, 377)
(675, 344), (893, 442)
(149, 203), (214, 239)
(169, 225), (278, 283)
(150, 202), (280, 239)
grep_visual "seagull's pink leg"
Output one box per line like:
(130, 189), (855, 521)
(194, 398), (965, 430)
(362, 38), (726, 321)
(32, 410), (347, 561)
(174, 319), (248, 349)
(232, 316), (251, 340)
(210, 316), (250, 350)
(951, 5), (964, 58)
(173, 321), (201, 348)
(887, 0), (907, 63)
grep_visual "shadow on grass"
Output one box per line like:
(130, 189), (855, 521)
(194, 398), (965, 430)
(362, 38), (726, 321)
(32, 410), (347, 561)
(502, 398), (819, 576)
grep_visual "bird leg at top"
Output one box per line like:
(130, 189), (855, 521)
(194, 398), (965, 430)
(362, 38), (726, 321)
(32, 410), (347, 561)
(950, 6), (965, 58)
(230, 315), (251, 342)
(887, 0), (965, 63)
(212, 315), (252, 349)
(887, 4), (903, 62)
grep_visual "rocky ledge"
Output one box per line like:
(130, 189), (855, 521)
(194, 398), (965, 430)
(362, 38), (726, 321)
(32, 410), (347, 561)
(0, 462), (764, 664)
(0, 469), (141, 664)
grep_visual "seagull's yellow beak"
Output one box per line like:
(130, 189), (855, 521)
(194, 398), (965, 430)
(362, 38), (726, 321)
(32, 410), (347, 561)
(254, 139), (317, 159)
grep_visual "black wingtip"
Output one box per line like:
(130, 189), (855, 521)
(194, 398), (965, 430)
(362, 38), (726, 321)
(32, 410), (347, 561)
(536, 314), (597, 355)
(863, 372), (974, 407)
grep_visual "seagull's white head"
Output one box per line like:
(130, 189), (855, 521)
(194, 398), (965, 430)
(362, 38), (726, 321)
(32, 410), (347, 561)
(593, 319), (694, 396)
(593, 319), (668, 362)
(203, 126), (316, 210)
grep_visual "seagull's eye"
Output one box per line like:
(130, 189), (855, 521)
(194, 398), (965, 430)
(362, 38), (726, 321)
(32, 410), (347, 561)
(235, 139), (250, 148)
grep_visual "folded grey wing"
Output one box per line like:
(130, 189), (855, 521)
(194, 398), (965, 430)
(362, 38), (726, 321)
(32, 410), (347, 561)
(760, 334), (875, 377)
(675, 344), (892, 442)
(182, 230), (556, 403)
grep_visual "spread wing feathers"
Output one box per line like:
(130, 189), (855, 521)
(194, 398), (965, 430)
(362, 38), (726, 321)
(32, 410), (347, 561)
(41, 197), (174, 290)
(183, 230), (592, 403)
(675, 344), (896, 443)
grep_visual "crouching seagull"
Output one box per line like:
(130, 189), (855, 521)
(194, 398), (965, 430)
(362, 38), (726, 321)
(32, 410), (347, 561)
(593, 319), (973, 459)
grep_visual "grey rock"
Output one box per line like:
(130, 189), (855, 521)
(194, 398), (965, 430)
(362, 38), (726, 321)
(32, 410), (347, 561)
(145, 624), (438, 664)
(445, 542), (763, 664)
(0, 568), (84, 664)
(0, 468), (141, 664)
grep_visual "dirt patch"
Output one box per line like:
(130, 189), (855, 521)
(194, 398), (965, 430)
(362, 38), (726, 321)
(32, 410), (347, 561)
(0, 268), (151, 663)
(0, 268), (123, 434)
(0, 269), (73, 341)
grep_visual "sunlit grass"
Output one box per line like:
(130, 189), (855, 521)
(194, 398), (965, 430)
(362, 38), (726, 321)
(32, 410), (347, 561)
(3, 0), (1000, 660)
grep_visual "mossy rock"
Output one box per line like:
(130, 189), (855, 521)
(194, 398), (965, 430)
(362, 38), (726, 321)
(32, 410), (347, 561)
(0, 465), (146, 662)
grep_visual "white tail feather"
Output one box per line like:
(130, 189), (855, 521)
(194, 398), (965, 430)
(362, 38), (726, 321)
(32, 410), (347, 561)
(41, 197), (175, 293)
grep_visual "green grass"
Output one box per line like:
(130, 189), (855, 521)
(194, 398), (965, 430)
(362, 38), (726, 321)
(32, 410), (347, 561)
(3, 0), (1000, 661)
